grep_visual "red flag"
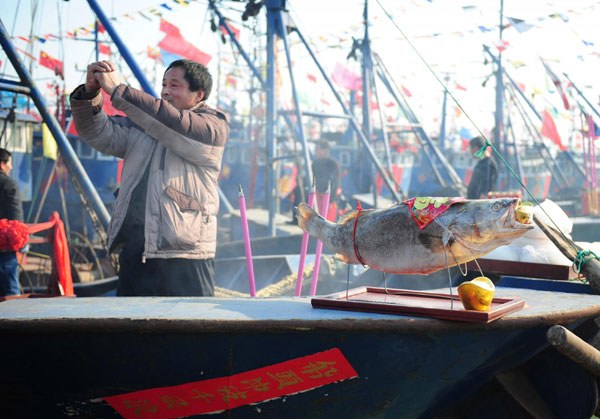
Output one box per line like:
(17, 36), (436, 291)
(307, 73), (317, 83)
(401, 85), (412, 97)
(98, 42), (111, 56)
(96, 23), (106, 33)
(39, 50), (63, 78)
(542, 61), (570, 110)
(158, 31), (211, 66)
(221, 22), (240, 40)
(455, 82), (467, 91)
(160, 18), (180, 35)
(541, 110), (566, 150)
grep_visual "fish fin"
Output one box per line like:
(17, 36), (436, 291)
(417, 233), (443, 252)
(338, 210), (359, 225)
(295, 203), (318, 233)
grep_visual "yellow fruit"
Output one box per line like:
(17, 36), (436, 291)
(516, 202), (533, 224)
(458, 276), (495, 311)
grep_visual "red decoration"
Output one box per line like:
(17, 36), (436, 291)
(0, 219), (29, 251)
(105, 348), (357, 418)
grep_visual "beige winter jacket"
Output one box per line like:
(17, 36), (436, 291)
(70, 84), (229, 259)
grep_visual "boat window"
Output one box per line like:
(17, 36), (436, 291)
(339, 151), (350, 167)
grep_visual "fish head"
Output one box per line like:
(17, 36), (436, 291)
(442, 198), (534, 253)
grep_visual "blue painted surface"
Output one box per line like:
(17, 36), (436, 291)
(0, 287), (599, 417)
(498, 276), (594, 294)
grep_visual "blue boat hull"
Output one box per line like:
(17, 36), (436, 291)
(1, 287), (599, 418)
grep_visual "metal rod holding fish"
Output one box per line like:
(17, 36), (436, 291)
(295, 184), (315, 296)
(310, 182), (331, 296)
(238, 185), (256, 297)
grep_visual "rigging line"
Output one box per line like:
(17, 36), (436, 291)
(374, 0), (489, 143)
(1, 2), (22, 78)
(377, 1), (584, 256)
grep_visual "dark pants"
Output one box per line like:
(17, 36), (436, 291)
(0, 252), (20, 296)
(116, 241), (215, 297)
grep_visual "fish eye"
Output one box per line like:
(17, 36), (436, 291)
(491, 202), (502, 211)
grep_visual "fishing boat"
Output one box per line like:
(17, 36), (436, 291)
(0, 280), (598, 418)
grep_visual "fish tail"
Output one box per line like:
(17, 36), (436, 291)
(295, 203), (319, 234)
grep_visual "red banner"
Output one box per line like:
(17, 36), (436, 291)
(105, 348), (357, 418)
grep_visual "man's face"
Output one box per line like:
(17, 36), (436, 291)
(0, 156), (12, 175)
(161, 67), (204, 111)
(315, 146), (328, 159)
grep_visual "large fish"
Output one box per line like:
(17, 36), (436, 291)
(295, 198), (534, 274)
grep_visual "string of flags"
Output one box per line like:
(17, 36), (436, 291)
(11, 0), (195, 44)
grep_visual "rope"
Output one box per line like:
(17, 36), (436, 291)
(573, 250), (600, 274)
(352, 201), (367, 267)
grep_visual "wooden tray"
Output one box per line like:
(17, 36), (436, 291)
(466, 258), (577, 281)
(311, 287), (525, 323)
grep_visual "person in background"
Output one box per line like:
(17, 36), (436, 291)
(70, 59), (229, 296)
(0, 148), (23, 296)
(312, 140), (341, 221)
(467, 136), (498, 199)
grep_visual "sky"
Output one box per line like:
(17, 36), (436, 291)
(1, 0), (600, 147)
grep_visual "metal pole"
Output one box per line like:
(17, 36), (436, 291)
(493, 0), (504, 152)
(0, 19), (110, 228)
(276, 9), (313, 195)
(86, 0), (157, 96)
(564, 73), (600, 121)
(439, 75), (449, 150)
(209, 1), (266, 90)
(265, 1), (279, 235)
(294, 28), (401, 202)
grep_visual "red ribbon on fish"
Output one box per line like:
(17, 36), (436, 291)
(404, 197), (466, 230)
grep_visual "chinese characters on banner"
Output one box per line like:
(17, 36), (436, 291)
(105, 348), (357, 418)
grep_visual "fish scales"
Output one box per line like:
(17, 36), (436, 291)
(296, 198), (533, 275)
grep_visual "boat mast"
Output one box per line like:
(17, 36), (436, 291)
(493, 0), (504, 162)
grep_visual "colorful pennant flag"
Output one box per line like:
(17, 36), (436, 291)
(506, 17), (534, 33)
(225, 75), (238, 88)
(221, 21), (240, 40)
(307, 73), (317, 83)
(542, 60), (569, 110)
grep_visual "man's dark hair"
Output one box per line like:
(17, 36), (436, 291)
(165, 59), (213, 100)
(469, 136), (485, 149)
(0, 148), (11, 164)
(316, 140), (330, 150)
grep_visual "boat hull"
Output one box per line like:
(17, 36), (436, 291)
(1, 287), (599, 418)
